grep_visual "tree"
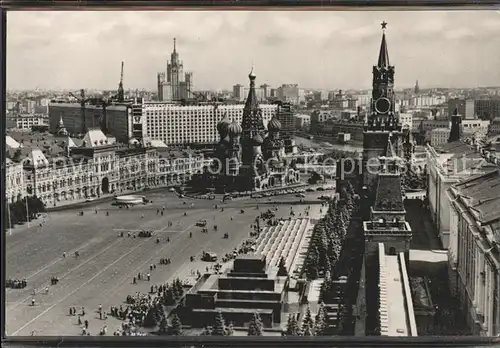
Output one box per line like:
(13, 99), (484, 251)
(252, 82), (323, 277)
(247, 312), (264, 336)
(314, 302), (327, 336)
(158, 316), (168, 334)
(169, 313), (183, 336)
(143, 305), (161, 327)
(305, 246), (320, 279)
(302, 306), (314, 334)
(226, 321), (234, 336)
(12, 149), (22, 162)
(302, 322), (314, 336)
(163, 288), (175, 305)
(285, 314), (300, 336)
(212, 310), (228, 336)
(277, 256), (288, 277)
(200, 326), (212, 336)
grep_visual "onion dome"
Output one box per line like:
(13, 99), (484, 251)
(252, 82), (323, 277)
(248, 66), (256, 81)
(217, 114), (231, 135)
(268, 116), (282, 132)
(227, 121), (242, 137)
(252, 133), (264, 145)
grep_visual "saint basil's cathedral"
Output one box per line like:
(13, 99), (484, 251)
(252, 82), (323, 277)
(205, 69), (300, 193)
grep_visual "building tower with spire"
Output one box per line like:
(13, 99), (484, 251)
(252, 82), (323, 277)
(240, 68), (266, 166)
(56, 115), (68, 136)
(157, 38), (194, 101)
(357, 22), (413, 336)
(414, 80), (420, 95)
(117, 61), (124, 102)
(448, 108), (462, 143)
(362, 21), (403, 194)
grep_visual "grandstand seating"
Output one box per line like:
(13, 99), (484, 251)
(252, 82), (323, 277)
(254, 218), (312, 276)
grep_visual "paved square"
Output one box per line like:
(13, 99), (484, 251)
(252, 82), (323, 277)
(6, 190), (325, 336)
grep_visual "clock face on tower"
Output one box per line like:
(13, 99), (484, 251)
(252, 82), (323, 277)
(375, 97), (391, 114)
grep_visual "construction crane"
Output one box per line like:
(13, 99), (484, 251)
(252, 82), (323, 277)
(69, 89), (92, 134)
(68, 90), (111, 133)
(117, 61), (124, 102)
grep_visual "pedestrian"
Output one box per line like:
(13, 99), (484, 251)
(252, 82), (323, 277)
(45, 287), (49, 294)
(63, 252), (66, 258)
(161, 211), (164, 216)
(141, 214), (144, 219)
(150, 264), (153, 271)
(99, 312), (103, 320)
(153, 264), (156, 270)
(133, 277), (136, 284)
(84, 320), (89, 329)
(78, 315), (82, 325)
(31, 298), (35, 306)
(147, 273), (151, 281)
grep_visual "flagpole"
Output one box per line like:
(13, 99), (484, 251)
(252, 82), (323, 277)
(7, 201), (12, 235)
(26, 197), (30, 228)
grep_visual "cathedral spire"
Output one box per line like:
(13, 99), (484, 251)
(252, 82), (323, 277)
(377, 21), (390, 68)
(243, 67), (260, 123)
(173, 37), (177, 53)
(240, 67), (265, 166)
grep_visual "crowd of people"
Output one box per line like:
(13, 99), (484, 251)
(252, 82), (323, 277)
(6, 278), (27, 289)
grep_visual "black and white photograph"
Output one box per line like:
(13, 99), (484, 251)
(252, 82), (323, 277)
(4, 10), (500, 338)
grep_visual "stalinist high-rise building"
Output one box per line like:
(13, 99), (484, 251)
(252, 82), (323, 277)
(157, 38), (193, 101)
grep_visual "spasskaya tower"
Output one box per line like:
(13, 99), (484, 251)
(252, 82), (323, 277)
(362, 21), (403, 193)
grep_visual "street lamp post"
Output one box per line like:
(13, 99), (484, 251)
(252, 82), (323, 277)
(7, 201), (12, 235)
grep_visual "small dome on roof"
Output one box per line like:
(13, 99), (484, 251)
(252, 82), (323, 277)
(248, 67), (256, 81)
(217, 115), (231, 135)
(129, 138), (139, 145)
(252, 133), (263, 145)
(268, 116), (282, 132)
(227, 121), (242, 137)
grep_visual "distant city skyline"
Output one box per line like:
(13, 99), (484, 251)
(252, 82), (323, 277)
(7, 11), (500, 91)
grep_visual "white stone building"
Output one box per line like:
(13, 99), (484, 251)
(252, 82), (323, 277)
(430, 128), (450, 147)
(447, 169), (500, 336)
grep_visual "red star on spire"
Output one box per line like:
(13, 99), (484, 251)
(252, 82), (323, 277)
(381, 21), (388, 30)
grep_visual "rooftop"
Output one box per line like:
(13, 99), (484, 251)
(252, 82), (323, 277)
(364, 220), (411, 235)
(383, 254), (411, 336)
(373, 175), (405, 212)
(453, 169), (500, 225)
(378, 243), (417, 337)
(433, 140), (475, 155)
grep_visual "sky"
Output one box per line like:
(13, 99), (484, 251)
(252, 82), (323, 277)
(7, 10), (500, 91)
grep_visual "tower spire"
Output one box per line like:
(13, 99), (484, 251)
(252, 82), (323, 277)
(378, 21), (390, 68)
(173, 37), (177, 53)
(117, 61), (124, 102)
